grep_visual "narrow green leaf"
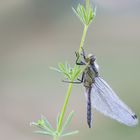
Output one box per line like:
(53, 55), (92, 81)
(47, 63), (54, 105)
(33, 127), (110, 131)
(73, 71), (81, 80)
(31, 122), (54, 134)
(61, 130), (79, 137)
(72, 5), (85, 25)
(65, 62), (68, 73)
(41, 115), (54, 131)
(56, 113), (60, 128)
(58, 63), (71, 79)
(61, 111), (75, 132)
(86, 0), (90, 13)
(77, 4), (82, 17)
(30, 122), (37, 126)
(93, 6), (97, 17)
(58, 63), (65, 72)
(30, 121), (45, 129)
(50, 67), (61, 73)
(72, 65), (81, 80)
(89, 9), (93, 22)
(71, 66), (75, 78)
(82, 6), (87, 24)
(72, 66), (78, 80)
(73, 2), (96, 26)
(35, 130), (54, 136)
(65, 62), (71, 78)
(72, 7), (80, 20)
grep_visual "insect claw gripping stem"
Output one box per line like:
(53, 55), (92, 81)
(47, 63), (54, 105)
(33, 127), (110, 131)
(75, 51), (79, 58)
(76, 61), (86, 66)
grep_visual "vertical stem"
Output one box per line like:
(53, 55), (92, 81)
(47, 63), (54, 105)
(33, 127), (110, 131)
(55, 1), (90, 137)
(79, 25), (88, 54)
(53, 136), (58, 140)
(57, 83), (73, 133)
(79, 0), (91, 54)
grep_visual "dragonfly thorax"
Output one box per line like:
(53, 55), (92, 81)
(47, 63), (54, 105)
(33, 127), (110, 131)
(83, 63), (99, 88)
(86, 54), (99, 73)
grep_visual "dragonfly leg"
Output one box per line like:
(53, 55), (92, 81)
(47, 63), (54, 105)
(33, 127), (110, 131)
(81, 48), (86, 61)
(75, 51), (86, 65)
(62, 80), (82, 84)
(62, 72), (84, 84)
(77, 72), (84, 82)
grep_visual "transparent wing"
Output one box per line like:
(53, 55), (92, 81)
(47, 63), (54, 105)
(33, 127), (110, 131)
(91, 77), (138, 126)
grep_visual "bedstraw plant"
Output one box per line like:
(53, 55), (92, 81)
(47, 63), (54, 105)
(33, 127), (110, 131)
(30, 0), (96, 139)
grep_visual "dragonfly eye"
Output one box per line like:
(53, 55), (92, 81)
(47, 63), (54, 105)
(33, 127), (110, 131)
(87, 54), (96, 62)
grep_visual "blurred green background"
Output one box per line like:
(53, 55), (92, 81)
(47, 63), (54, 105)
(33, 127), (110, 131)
(0, 0), (140, 140)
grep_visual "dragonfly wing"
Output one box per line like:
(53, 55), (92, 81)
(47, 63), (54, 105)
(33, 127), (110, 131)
(91, 77), (138, 126)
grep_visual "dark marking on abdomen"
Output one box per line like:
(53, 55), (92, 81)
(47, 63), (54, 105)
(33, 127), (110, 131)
(87, 87), (92, 128)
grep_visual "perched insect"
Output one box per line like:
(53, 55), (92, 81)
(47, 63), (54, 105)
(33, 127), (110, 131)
(75, 49), (138, 128)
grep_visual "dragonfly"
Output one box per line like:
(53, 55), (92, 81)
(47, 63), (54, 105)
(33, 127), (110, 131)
(74, 49), (138, 128)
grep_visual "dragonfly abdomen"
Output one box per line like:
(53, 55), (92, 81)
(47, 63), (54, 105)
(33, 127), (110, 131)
(87, 88), (92, 128)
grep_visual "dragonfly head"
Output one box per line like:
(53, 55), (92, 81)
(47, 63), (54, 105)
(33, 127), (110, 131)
(87, 54), (99, 71)
(87, 54), (96, 63)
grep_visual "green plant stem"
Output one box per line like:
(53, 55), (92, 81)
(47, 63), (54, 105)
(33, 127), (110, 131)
(78, 0), (90, 54)
(55, 2), (90, 138)
(53, 135), (59, 140)
(79, 25), (88, 54)
(57, 83), (73, 133)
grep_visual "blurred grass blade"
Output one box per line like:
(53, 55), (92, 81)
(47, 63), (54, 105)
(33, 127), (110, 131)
(61, 130), (79, 137)
(56, 113), (60, 128)
(50, 67), (61, 72)
(93, 6), (97, 17)
(31, 119), (54, 134)
(41, 115), (54, 131)
(58, 63), (71, 79)
(35, 130), (54, 136)
(30, 122), (47, 130)
(72, 2), (96, 26)
(72, 5), (85, 25)
(41, 115), (54, 132)
(72, 65), (81, 80)
(61, 111), (75, 132)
